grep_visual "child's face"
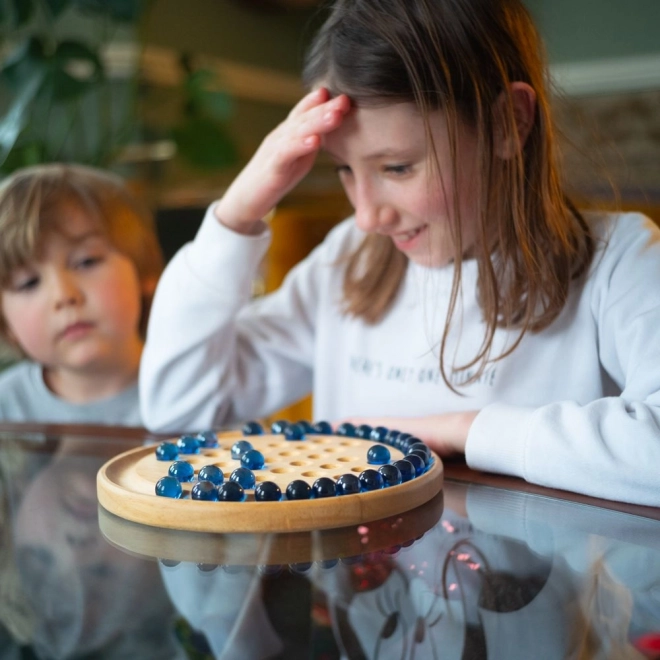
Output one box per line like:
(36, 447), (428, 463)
(323, 102), (479, 268)
(1, 206), (144, 380)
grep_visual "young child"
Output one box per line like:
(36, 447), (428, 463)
(0, 164), (163, 425)
(140, 0), (660, 506)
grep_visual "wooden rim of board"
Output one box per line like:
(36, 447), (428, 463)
(97, 442), (444, 533)
(98, 491), (444, 565)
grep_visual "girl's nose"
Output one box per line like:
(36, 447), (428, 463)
(353, 182), (395, 234)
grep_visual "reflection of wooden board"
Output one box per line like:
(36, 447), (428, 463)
(97, 433), (443, 533)
(98, 491), (444, 565)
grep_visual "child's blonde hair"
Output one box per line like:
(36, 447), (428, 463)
(0, 163), (164, 348)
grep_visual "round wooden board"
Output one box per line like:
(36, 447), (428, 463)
(98, 491), (444, 565)
(96, 433), (443, 533)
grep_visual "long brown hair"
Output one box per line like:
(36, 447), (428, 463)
(303, 0), (594, 389)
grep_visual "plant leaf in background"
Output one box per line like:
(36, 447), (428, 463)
(170, 66), (238, 170)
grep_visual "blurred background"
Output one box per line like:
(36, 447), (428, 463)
(0, 0), (659, 416)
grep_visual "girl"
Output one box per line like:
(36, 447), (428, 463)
(0, 163), (163, 425)
(140, 0), (660, 506)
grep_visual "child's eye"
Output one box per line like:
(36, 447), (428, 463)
(76, 255), (103, 270)
(384, 164), (412, 175)
(12, 275), (40, 292)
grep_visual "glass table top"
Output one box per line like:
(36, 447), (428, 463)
(1, 424), (659, 660)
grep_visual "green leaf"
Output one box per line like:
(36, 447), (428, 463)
(171, 117), (238, 170)
(73, 0), (144, 22)
(11, 0), (35, 26)
(1, 37), (46, 91)
(44, 0), (72, 18)
(0, 71), (45, 165)
(49, 39), (105, 100)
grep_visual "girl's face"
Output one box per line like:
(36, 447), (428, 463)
(1, 206), (144, 389)
(323, 102), (479, 268)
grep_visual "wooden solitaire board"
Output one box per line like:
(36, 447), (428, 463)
(97, 432), (443, 534)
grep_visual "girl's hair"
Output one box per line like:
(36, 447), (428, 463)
(0, 163), (164, 344)
(303, 0), (595, 388)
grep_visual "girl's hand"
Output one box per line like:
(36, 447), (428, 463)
(342, 411), (480, 457)
(214, 87), (351, 235)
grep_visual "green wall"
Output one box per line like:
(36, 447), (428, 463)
(524, 0), (660, 63)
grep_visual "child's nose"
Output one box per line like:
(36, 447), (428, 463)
(353, 183), (394, 234)
(52, 272), (83, 308)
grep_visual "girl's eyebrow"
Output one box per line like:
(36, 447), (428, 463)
(324, 147), (414, 162)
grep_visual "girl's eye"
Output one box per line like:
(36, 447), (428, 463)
(384, 164), (412, 175)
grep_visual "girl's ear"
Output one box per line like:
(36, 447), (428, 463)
(493, 82), (537, 159)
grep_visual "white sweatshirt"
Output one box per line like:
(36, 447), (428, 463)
(140, 206), (660, 506)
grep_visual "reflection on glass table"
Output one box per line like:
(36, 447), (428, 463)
(1, 424), (660, 660)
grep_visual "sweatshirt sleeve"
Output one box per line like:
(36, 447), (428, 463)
(466, 214), (660, 506)
(140, 204), (333, 433)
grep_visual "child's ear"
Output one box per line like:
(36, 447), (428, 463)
(493, 82), (537, 159)
(141, 275), (159, 301)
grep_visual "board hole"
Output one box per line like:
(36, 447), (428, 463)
(307, 454), (320, 460)
(320, 464), (338, 470)
(291, 461), (311, 467)
(271, 467), (294, 474)
(278, 451), (300, 457)
(351, 467), (363, 473)
(323, 447), (336, 453)
(301, 470), (324, 478)
(337, 457), (357, 463)
(340, 441), (362, 447)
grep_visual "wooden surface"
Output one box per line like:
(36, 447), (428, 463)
(97, 433), (444, 533)
(98, 491), (444, 565)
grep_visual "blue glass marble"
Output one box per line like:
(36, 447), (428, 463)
(259, 564), (283, 577)
(271, 419), (289, 434)
(393, 459), (415, 482)
(168, 460), (195, 482)
(408, 442), (431, 459)
(336, 422), (357, 437)
(286, 479), (312, 500)
(295, 420), (315, 433)
(367, 444), (391, 465)
(359, 469), (384, 492)
(311, 477), (336, 499)
(255, 481), (282, 502)
(197, 431), (219, 448)
(311, 420), (333, 434)
(378, 464), (403, 487)
(241, 449), (265, 470)
(408, 449), (430, 467)
(155, 442), (178, 461)
(191, 480), (219, 501)
(198, 464), (224, 485)
(197, 563), (218, 572)
(289, 562), (313, 574)
(217, 481), (246, 502)
(355, 424), (373, 439)
(284, 423), (305, 441)
(336, 473), (360, 496)
(318, 558), (339, 569)
(159, 558), (181, 567)
(242, 420), (264, 436)
(231, 440), (253, 460)
(405, 453), (425, 476)
(385, 429), (401, 446)
(177, 435), (201, 455)
(230, 467), (256, 489)
(370, 426), (389, 442)
(155, 476), (183, 498)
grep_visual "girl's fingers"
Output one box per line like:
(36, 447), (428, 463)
(289, 87), (330, 118)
